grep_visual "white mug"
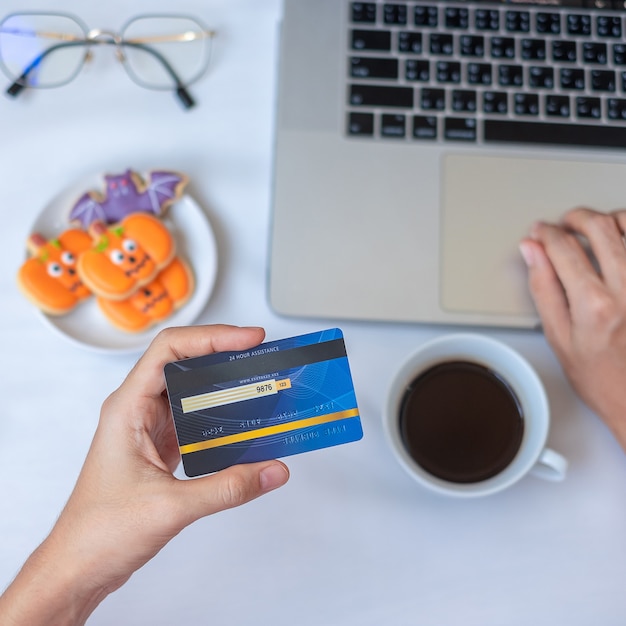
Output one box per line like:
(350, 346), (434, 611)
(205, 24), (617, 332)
(384, 333), (567, 497)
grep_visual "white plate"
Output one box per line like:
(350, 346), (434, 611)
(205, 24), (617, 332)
(27, 175), (218, 354)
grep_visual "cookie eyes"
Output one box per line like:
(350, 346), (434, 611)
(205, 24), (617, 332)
(47, 262), (63, 277)
(61, 251), (75, 266)
(109, 240), (138, 265)
(123, 239), (137, 253)
(110, 250), (125, 265)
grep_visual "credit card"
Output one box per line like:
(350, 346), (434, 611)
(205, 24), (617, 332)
(164, 328), (363, 476)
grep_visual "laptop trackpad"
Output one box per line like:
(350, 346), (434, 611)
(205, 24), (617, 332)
(441, 153), (626, 317)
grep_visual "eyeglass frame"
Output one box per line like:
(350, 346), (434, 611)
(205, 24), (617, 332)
(0, 11), (215, 109)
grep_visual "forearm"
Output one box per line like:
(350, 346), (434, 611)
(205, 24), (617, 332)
(0, 535), (109, 626)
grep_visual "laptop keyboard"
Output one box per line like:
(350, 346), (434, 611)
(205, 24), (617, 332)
(346, 1), (626, 148)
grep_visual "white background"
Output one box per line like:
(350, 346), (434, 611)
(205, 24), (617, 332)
(1, 1), (626, 624)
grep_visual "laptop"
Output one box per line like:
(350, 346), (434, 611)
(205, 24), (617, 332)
(269, 0), (626, 329)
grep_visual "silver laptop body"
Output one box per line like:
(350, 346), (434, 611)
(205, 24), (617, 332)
(269, 0), (626, 328)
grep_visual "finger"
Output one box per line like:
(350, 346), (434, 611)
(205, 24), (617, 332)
(561, 208), (626, 291)
(529, 220), (602, 302)
(520, 238), (571, 350)
(175, 461), (290, 524)
(125, 325), (266, 399)
(611, 209), (626, 239)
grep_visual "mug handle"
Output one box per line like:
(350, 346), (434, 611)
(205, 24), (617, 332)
(530, 448), (568, 482)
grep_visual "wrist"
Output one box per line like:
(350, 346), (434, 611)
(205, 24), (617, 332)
(0, 534), (111, 626)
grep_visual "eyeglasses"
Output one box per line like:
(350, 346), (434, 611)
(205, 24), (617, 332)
(0, 12), (215, 109)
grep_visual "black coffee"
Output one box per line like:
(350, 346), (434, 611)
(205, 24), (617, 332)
(399, 361), (524, 483)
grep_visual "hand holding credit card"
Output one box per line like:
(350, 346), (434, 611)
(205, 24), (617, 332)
(164, 328), (363, 476)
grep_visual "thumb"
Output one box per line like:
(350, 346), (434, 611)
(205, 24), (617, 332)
(175, 461), (290, 525)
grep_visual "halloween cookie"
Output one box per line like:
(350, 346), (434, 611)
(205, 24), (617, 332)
(97, 257), (195, 333)
(17, 229), (93, 315)
(77, 213), (176, 300)
(69, 169), (189, 228)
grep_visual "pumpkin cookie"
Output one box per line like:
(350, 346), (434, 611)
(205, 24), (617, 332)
(18, 229), (93, 315)
(78, 213), (176, 300)
(97, 257), (195, 333)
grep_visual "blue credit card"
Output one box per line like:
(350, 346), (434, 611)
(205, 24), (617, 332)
(164, 328), (363, 476)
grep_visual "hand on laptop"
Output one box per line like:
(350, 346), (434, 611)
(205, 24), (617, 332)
(0, 325), (290, 626)
(520, 208), (626, 450)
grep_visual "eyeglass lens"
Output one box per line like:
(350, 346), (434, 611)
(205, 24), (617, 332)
(0, 13), (88, 88)
(121, 15), (211, 90)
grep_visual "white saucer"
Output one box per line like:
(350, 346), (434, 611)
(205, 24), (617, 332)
(27, 176), (218, 354)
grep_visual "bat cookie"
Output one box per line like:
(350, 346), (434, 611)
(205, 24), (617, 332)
(77, 213), (176, 300)
(69, 169), (188, 228)
(17, 229), (93, 316)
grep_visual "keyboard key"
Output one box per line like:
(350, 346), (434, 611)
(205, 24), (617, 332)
(430, 34), (454, 55)
(475, 9), (500, 31)
(484, 119), (626, 149)
(498, 64), (523, 87)
(529, 66), (554, 89)
(398, 32), (422, 54)
(505, 10), (530, 33)
(483, 91), (508, 114)
(460, 35), (485, 57)
(414, 5), (438, 27)
(436, 61), (461, 83)
(560, 68), (585, 90)
(514, 93), (539, 116)
(583, 42), (608, 65)
(445, 117), (477, 141)
(351, 30), (391, 51)
(351, 3), (376, 23)
(608, 98), (626, 120)
(452, 90), (477, 112)
(621, 71), (626, 91)
(405, 59), (430, 81)
(445, 7), (469, 29)
(567, 14), (591, 36)
(576, 97), (602, 119)
(521, 39), (546, 61)
(467, 62), (492, 86)
(545, 95), (570, 117)
(350, 57), (398, 79)
(552, 40), (577, 63)
(613, 44), (626, 65)
(536, 13), (561, 35)
(421, 88), (446, 110)
(384, 4), (407, 25)
(591, 69), (616, 92)
(381, 113), (406, 137)
(350, 84), (414, 108)
(491, 37), (515, 59)
(597, 15), (622, 38)
(348, 112), (374, 136)
(412, 115), (438, 139)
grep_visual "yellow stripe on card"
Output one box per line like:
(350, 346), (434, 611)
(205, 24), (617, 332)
(181, 378), (291, 413)
(179, 408), (359, 455)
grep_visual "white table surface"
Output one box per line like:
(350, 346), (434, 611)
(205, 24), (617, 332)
(2, 1), (626, 625)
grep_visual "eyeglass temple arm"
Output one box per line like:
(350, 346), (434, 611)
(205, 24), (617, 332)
(5, 39), (85, 97)
(122, 41), (195, 109)
(6, 39), (196, 109)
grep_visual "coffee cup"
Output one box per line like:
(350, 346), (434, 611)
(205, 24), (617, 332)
(384, 333), (567, 497)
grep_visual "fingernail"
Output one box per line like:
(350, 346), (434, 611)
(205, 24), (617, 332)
(519, 241), (535, 267)
(260, 463), (289, 492)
